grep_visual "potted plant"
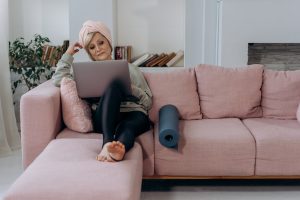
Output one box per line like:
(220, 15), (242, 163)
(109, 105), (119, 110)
(9, 34), (56, 94)
(9, 34), (61, 129)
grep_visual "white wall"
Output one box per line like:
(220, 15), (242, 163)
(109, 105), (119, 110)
(41, 0), (69, 44)
(185, 0), (204, 67)
(9, 0), (69, 45)
(185, 0), (218, 67)
(116, 0), (185, 61)
(221, 0), (300, 67)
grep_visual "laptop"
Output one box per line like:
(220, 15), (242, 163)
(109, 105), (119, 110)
(72, 60), (131, 98)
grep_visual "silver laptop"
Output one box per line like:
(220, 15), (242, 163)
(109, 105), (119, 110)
(73, 60), (131, 98)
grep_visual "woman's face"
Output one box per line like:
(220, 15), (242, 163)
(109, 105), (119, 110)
(88, 32), (112, 61)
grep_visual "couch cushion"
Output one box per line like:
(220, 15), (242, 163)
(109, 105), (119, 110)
(154, 118), (255, 176)
(262, 69), (300, 119)
(243, 118), (300, 176)
(143, 68), (202, 122)
(4, 139), (142, 200)
(56, 128), (154, 176)
(195, 64), (263, 119)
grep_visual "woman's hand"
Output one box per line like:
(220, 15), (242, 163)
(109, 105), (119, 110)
(66, 42), (83, 56)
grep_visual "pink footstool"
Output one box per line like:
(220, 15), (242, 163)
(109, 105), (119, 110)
(4, 139), (143, 200)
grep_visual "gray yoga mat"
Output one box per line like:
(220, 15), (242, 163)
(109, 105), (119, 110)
(158, 104), (180, 148)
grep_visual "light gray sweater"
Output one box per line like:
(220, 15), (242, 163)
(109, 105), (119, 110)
(52, 53), (152, 114)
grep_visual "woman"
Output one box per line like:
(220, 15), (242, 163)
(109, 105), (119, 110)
(52, 20), (152, 162)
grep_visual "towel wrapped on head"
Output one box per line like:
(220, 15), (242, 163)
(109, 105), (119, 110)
(78, 20), (112, 48)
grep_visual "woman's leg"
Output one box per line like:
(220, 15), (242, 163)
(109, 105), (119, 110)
(107, 111), (151, 161)
(93, 79), (127, 161)
(94, 79), (126, 144)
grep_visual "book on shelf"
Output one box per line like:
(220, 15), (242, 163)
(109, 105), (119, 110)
(139, 54), (158, 67)
(42, 46), (49, 62)
(149, 53), (168, 67)
(62, 40), (69, 53)
(166, 50), (184, 67)
(114, 46), (132, 63)
(158, 52), (176, 67)
(42, 40), (69, 67)
(132, 53), (152, 66)
(146, 53), (166, 67)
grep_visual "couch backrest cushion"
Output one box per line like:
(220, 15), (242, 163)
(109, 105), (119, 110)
(262, 69), (300, 119)
(195, 64), (263, 119)
(60, 77), (93, 132)
(143, 68), (202, 122)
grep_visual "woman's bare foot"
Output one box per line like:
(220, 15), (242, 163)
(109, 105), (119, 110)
(96, 142), (113, 162)
(107, 141), (125, 161)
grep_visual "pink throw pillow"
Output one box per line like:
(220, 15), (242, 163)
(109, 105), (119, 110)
(195, 64), (264, 119)
(262, 69), (300, 119)
(60, 77), (93, 132)
(143, 68), (202, 122)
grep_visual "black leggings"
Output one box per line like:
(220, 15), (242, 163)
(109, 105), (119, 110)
(92, 79), (151, 152)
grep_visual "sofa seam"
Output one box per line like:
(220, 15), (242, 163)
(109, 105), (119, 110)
(241, 119), (258, 176)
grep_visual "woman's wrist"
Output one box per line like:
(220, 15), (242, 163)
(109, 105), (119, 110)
(61, 53), (74, 64)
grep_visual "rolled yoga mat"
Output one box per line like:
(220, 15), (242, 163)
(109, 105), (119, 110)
(158, 104), (180, 148)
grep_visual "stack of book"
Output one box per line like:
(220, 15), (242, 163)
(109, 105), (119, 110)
(132, 50), (184, 67)
(114, 46), (132, 63)
(42, 40), (69, 67)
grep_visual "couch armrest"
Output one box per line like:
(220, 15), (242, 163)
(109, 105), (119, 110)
(20, 80), (62, 169)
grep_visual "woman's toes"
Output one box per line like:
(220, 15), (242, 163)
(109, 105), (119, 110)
(106, 141), (125, 161)
(96, 155), (103, 161)
(106, 155), (114, 162)
(97, 143), (112, 162)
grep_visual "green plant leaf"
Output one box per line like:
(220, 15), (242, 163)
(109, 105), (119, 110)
(25, 69), (32, 77)
(13, 81), (18, 89)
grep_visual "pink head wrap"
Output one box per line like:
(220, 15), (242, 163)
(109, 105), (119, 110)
(78, 20), (112, 48)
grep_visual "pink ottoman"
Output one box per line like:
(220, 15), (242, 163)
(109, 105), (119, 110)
(4, 139), (143, 200)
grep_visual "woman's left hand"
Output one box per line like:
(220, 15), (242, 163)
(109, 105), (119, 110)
(66, 42), (83, 56)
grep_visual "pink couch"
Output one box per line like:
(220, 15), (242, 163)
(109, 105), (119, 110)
(5, 64), (300, 200)
(4, 139), (143, 200)
(17, 64), (300, 178)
